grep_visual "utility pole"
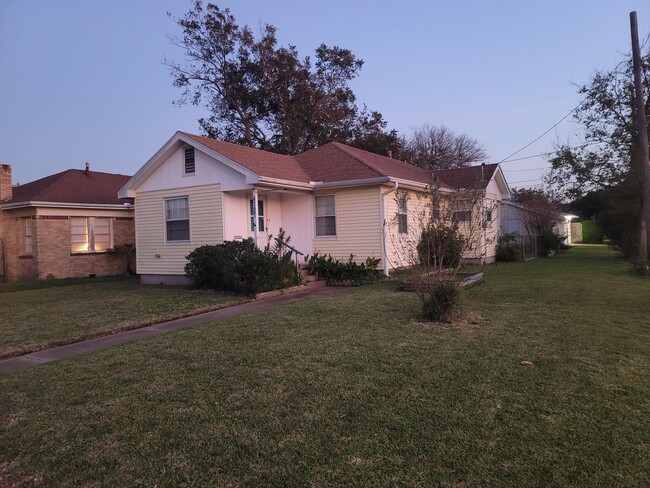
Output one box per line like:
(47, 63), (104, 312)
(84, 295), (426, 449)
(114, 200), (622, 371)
(630, 11), (650, 262)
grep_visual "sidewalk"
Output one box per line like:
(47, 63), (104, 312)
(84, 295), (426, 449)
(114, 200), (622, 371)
(0, 285), (347, 374)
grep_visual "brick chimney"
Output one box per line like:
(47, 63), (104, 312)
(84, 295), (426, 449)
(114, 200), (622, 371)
(0, 164), (11, 202)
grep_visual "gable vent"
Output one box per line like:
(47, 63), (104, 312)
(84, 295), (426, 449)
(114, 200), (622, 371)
(184, 147), (195, 174)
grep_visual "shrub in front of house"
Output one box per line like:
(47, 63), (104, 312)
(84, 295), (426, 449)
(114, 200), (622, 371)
(495, 233), (522, 262)
(417, 226), (465, 268)
(185, 236), (300, 295)
(540, 228), (567, 256)
(421, 280), (463, 322)
(306, 253), (381, 283)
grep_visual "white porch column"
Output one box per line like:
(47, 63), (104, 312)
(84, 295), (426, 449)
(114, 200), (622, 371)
(252, 188), (259, 248)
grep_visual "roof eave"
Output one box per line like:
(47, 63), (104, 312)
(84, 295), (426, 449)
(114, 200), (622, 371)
(0, 201), (133, 211)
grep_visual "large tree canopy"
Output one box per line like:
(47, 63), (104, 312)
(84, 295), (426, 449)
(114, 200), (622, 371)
(546, 52), (650, 197)
(166, 1), (395, 155)
(400, 124), (487, 171)
(547, 49), (650, 258)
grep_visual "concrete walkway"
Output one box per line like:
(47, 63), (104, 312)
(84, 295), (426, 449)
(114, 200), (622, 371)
(0, 285), (347, 374)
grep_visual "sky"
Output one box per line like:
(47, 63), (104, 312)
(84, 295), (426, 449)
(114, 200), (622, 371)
(1, 0), (649, 189)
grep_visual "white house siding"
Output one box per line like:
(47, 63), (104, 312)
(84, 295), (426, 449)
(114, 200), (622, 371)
(383, 188), (430, 270)
(135, 184), (223, 279)
(136, 146), (248, 193)
(280, 192), (313, 257)
(312, 186), (383, 265)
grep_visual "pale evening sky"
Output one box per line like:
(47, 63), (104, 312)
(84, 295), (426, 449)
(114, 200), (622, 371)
(1, 1), (649, 189)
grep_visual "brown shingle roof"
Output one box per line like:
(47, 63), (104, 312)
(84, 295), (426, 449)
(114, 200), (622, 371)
(182, 133), (312, 183)
(183, 132), (447, 187)
(434, 163), (499, 190)
(8, 169), (132, 205)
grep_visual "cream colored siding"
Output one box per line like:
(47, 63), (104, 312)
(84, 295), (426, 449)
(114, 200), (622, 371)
(135, 184), (223, 275)
(312, 186), (382, 264)
(384, 188), (430, 270)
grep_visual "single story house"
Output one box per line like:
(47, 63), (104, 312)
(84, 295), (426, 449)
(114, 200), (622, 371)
(0, 164), (135, 282)
(119, 131), (512, 284)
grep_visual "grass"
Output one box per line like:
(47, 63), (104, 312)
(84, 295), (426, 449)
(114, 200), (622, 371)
(1, 245), (649, 486)
(0, 276), (247, 358)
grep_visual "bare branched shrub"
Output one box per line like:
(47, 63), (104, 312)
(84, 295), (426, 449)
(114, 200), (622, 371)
(385, 180), (498, 322)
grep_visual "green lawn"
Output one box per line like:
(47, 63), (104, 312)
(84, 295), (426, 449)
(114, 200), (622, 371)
(0, 276), (247, 358)
(1, 246), (649, 486)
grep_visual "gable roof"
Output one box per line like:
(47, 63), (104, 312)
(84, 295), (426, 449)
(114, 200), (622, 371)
(5, 169), (132, 206)
(121, 131), (508, 197)
(182, 132), (311, 183)
(434, 163), (499, 190)
(183, 132), (447, 187)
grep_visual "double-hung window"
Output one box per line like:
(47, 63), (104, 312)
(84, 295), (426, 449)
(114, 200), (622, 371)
(315, 195), (336, 237)
(165, 197), (190, 242)
(452, 200), (472, 223)
(396, 193), (408, 234)
(22, 218), (33, 255)
(249, 199), (265, 232)
(71, 217), (112, 252)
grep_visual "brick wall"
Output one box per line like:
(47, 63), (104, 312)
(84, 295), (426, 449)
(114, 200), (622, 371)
(0, 212), (37, 282)
(0, 211), (135, 282)
(0, 164), (12, 202)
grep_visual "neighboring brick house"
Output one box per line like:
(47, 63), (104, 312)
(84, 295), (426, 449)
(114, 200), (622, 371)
(0, 164), (135, 282)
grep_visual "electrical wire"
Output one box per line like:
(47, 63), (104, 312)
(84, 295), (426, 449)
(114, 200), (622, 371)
(496, 100), (584, 164)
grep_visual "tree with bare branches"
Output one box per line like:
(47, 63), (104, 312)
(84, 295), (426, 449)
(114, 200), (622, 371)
(401, 124), (487, 171)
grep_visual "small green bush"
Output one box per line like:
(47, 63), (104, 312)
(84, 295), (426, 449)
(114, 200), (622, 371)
(185, 232), (300, 295)
(581, 217), (604, 244)
(421, 281), (462, 322)
(495, 233), (522, 262)
(417, 226), (465, 268)
(540, 228), (567, 256)
(306, 253), (381, 282)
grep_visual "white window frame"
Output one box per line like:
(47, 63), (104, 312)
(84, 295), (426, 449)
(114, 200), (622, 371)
(70, 217), (113, 253)
(314, 194), (337, 238)
(165, 196), (191, 243)
(249, 197), (266, 233)
(396, 192), (408, 235)
(22, 218), (33, 256)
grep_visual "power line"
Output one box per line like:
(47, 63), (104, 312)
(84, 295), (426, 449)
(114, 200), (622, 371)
(500, 141), (599, 164)
(508, 177), (544, 185)
(496, 100), (584, 164)
(504, 166), (548, 172)
(433, 93), (576, 124)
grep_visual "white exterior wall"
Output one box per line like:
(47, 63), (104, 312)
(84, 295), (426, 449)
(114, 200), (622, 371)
(136, 146), (248, 193)
(280, 192), (313, 257)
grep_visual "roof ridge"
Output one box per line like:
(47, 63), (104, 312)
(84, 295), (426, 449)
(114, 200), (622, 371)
(329, 142), (386, 178)
(182, 131), (297, 161)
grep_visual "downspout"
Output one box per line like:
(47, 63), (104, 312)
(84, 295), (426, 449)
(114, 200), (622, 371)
(252, 188), (259, 248)
(380, 181), (398, 276)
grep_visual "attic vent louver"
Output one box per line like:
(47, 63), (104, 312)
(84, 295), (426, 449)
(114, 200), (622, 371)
(184, 147), (195, 174)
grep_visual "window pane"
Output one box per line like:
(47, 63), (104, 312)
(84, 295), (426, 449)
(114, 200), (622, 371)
(398, 214), (408, 234)
(71, 218), (89, 252)
(165, 198), (190, 241)
(316, 216), (336, 236)
(166, 220), (190, 241)
(92, 218), (111, 251)
(249, 199), (265, 231)
(315, 195), (335, 216)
